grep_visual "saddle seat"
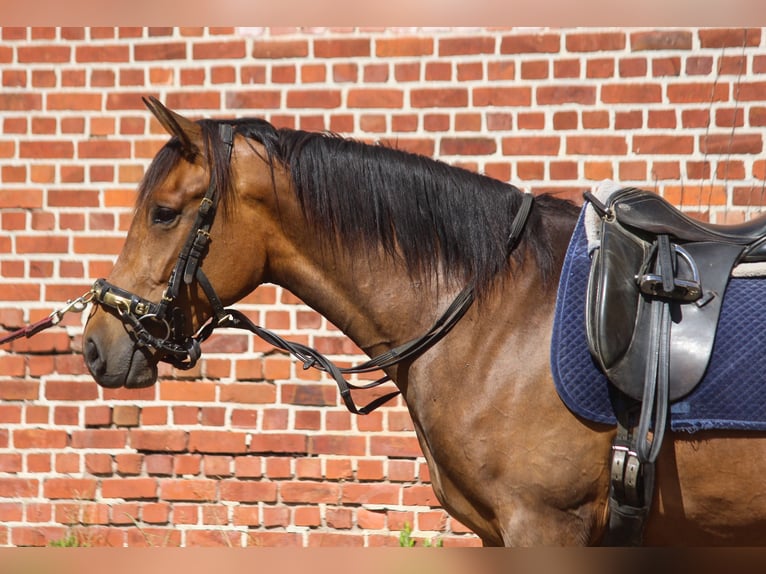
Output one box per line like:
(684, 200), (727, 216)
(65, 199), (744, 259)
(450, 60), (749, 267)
(614, 191), (766, 260)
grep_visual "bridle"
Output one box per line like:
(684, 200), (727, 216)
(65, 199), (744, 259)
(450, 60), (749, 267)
(91, 123), (234, 370)
(89, 123), (535, 414)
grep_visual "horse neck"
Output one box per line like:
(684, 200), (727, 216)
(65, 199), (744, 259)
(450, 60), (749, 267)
(269, 237), (452, 359)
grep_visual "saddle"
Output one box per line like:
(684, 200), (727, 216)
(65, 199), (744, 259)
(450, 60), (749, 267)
(584, 186), (766, 544)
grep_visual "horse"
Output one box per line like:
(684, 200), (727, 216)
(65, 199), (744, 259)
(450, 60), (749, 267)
(82, 98), (766, 546)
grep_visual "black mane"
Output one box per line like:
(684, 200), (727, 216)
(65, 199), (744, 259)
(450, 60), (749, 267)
(139, 118), (573, 296)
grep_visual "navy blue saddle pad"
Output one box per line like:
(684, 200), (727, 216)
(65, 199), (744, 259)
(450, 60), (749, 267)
(551, 205), (766, 432)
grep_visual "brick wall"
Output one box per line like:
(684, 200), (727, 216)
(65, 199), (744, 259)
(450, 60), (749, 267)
(0, 26), (764, 547)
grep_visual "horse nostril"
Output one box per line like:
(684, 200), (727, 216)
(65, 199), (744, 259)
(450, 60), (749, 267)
(84, 336), (106, 377)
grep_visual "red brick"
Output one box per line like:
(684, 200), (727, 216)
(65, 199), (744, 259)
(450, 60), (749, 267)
(502, 136), (560, 156)
(0, 379), (38, 402)
(700, 134), (762, 155)
(133, 42), (186, 61)
(141, 502), (170, 524)
(403, 484), (441, 507)
(281, 481), (340, 504)
(159, 479), (217, 502)
(341, 483), (400, 505)
(43, 478), (97, 500)
(439, 37), (495, 56)
(0, 453), (22, 473)
(286, 89), (341, 109)
(376, 37), (433, 57)
(193, 41), (246, 60)
(737, 82), (766, 102)
(165, 91), (220, 109)
(520, 60), (548, 80)
(440, 138), (496, 156)
(314, 39), (370, 58)
(247, 531), (302, 547)
(426, 63), (451, 82)
(500, 33), (560, 54)
(348, 89), (403, 108)
(633, 135), (695, 155)
(127, 527), (181, 547)
(13, 429), (68, 449)
(189, 430), (248, 454)
(19, 141), (74, 159)
(130, 430), (188, 452)
(357, 507), (387, 529)
(0, 93), (42, 110)
(538, 85), (596, 105)
(473, 87), (530, 107)
(71, 430), (128, 449)
(667, 83), (729, 104)
(0, 478), (38, 498)
(17, 45), (70, 63)
(665, 185), (727, 206)
(252, 40), (308, 58)
(76, 45), (129, 62)
(751, 107), (766, 127)
(249, 433), (307, 455)
(602, 84), (662, 103)
(411, 88), (468, 108)
(699, 28), (761, 48)
(220, 480), (277, 502)
(45, 380), (98, 401)
(369, 435), (423, 458)
(85, 454), (113, 475)
(281, 383), (337, 406)
(566, 32), (625, 52)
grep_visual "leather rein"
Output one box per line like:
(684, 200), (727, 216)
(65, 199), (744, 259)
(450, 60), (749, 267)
(7, 123), (535, 415)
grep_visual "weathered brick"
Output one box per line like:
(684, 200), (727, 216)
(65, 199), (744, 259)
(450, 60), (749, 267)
(130, 430), (188, 452)
(630, 30), (692, 51)
(699, 28), (761, 48)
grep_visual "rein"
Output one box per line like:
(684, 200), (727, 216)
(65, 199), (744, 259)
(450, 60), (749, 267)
(2, 123), (535, 415)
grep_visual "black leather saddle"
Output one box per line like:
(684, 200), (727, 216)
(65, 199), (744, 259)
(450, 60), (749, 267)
(584, 187), (766, 544)
(586, 187), (766, 405)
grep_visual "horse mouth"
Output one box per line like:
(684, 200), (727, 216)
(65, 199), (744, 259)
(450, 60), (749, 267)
(84, 338), (159, 389)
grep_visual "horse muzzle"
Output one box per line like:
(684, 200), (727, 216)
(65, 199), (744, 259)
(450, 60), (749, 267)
(83, 306), (160, 389)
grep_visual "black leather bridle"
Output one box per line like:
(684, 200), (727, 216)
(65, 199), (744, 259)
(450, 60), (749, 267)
(91, 123), (535, 414)
(91, 123), (234, 370)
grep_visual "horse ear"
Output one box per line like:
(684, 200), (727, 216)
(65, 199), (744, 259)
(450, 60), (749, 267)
(143, 96), (202, 158)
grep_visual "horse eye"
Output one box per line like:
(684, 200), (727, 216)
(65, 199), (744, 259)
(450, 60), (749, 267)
(151, 206), (180, 226)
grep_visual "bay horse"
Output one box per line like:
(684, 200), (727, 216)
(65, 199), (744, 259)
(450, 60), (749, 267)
(83, 98), (765, 546)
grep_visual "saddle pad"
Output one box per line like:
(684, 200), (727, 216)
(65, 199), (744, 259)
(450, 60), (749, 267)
(551, 205), (766, 432)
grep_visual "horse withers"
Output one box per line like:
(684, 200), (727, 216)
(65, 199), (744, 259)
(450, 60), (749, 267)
(83, 98), (765, 546)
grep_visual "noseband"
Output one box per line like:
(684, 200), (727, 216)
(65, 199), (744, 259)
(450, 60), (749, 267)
(91, 123), (234, 370)
(89, 123), (535, 414)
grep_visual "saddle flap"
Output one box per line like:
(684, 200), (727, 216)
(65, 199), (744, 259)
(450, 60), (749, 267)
(585, 189), (747, 402)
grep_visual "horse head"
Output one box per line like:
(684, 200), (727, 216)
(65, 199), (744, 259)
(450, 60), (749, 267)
(83, 98), (283, 388)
